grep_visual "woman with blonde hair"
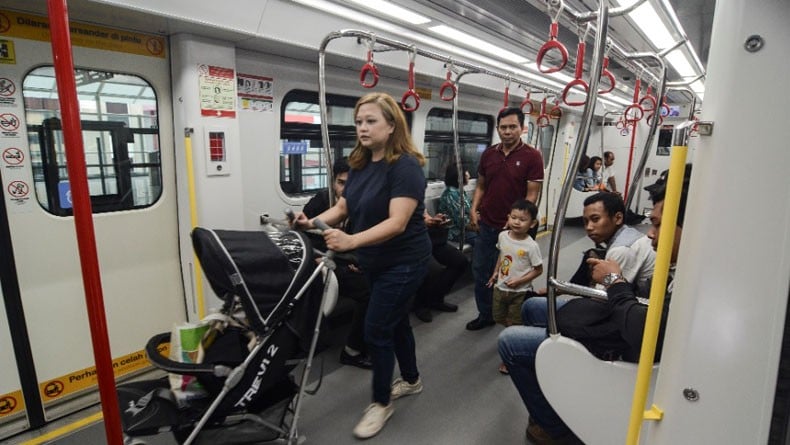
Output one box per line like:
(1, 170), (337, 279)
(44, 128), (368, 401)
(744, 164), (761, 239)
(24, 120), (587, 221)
(293, 92), (431, 439)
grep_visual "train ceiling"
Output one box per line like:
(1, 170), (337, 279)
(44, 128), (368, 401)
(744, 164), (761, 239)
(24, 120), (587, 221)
(394, 0), (714, 104)
(4, 0), (714, 108)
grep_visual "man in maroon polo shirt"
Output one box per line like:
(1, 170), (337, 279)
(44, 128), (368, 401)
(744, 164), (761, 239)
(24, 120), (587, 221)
(467, 107), (544, 330)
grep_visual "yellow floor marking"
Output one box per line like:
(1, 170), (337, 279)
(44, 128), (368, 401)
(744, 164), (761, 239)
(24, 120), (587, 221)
(21, 411), (103, 445)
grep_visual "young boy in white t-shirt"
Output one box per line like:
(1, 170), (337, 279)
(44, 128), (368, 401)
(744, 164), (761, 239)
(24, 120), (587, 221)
(488, 199), (543, 374)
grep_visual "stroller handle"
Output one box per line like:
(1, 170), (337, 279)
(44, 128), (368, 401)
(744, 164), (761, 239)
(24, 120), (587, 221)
(312, 218), (330, 231)
(146, 332), (224, 376)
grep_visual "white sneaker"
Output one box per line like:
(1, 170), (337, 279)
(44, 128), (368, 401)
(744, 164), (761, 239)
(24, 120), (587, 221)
(353, 403), (394, 439)
(390, 377), (423, 400)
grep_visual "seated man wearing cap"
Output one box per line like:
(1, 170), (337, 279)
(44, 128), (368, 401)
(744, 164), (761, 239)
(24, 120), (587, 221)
(498, 165), (692, 445)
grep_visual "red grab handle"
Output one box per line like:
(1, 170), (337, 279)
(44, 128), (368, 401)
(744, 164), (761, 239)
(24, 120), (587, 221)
(659, 95), (670, 117)
(401, 60), (420, 112)
(537, 97), (550, 127)
(598, 57), (616, 94)
(439, 69), (456, 101)
(562, 41), (589, 106)
(360, 50), (379, 88)
(639, 85), (657, 112)
(520, 89), (534, 114)
(624, 79), (644, 123)
(536, 22), (569, 74)
(550, 99), (563, 119)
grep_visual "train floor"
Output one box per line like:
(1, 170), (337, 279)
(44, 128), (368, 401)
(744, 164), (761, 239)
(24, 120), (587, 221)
(6, 224), (614, 445)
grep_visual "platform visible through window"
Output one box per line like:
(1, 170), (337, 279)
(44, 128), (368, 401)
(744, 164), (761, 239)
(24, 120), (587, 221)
(23, 67), (162, 215)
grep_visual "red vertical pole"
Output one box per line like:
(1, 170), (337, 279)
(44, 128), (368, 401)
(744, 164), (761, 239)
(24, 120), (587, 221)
(623, 121), (638, 202)
(46, 1), (123, 443)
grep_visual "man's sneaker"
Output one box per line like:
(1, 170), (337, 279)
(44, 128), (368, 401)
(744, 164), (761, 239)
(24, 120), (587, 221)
(353, 403), (394, 439)
(390, 377), (423, 400)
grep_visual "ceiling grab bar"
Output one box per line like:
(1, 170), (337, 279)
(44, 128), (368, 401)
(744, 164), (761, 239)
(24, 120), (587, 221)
(546, 2), (609, 336)
(318, 29), (564, 208)
(622, 52), (668, 212)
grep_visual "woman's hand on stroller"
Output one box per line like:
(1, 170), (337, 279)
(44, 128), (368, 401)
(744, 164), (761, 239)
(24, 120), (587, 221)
(290, 211), (314, 230)
(323, 228), (355, 252)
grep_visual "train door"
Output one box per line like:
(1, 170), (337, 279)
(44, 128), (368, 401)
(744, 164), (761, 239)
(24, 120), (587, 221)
(0, 13), (184, 437)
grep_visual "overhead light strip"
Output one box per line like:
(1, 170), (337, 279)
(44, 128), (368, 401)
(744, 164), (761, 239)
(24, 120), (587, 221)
(428, 25), (529, 65)
(346, 0), (431, 25)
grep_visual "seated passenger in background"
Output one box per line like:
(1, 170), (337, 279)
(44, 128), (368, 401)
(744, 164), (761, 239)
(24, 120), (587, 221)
(498, 164), (692, 444)
(437, 162), (477, 246)
(302, 157), (372, 370)
(412, 210), (469, 322)
(572, 154), (594, 192)
(586, 155), (604, 191)
(488, 199), (543, 374)
(526, 192), (655, 327)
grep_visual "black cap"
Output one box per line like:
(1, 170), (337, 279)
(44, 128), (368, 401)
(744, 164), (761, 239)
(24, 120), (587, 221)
(644, 169), (669, 197)
(644, 164), (693, 201)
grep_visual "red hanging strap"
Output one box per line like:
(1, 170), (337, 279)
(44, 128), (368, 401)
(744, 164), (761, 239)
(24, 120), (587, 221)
(359, 37), (379, 88)
(520, 87), (534, 114)
(401, 48), (420, 112)
(624, 78), (644, 123)
(639, 84), (657, 112)
(439, 61), (456, 101)
(537, 96), (550, 127)
(561, 40), (589, 106)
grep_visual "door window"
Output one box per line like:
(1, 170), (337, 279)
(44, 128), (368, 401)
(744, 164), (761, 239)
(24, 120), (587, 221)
(23, 67), (161, 215)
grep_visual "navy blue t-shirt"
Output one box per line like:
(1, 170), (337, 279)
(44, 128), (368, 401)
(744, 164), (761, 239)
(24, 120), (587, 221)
(343, 155), (431, 271)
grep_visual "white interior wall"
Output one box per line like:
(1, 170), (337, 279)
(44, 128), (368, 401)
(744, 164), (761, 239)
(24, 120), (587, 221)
(646, 0), (790, 442)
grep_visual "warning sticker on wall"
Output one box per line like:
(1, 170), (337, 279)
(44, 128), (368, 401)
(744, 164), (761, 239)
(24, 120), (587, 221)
(0, 391), (24, 418)
(199, 65), (236, 118)
(0, 77), (17, 107)
(0, 39), (15, 64)
(237, 73), (274, 112)
(34, 345), (170, 406)
(0, 10), (166, 58)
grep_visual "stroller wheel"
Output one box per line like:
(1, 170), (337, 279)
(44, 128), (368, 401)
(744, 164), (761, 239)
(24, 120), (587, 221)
(123, 437), (148, 445)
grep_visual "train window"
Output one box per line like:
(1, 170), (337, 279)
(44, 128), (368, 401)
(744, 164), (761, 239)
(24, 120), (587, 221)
(279, 89), (412, 195)
(423, 108), (493, 181)
(535, 125), (555, 169)
(22, 67), (161, 216)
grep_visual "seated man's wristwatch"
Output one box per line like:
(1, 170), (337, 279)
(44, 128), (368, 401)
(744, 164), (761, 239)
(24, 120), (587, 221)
(602, 272), (625, 288)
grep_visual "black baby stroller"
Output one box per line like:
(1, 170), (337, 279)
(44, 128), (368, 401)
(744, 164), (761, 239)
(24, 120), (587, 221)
(118, 223), (338, 444)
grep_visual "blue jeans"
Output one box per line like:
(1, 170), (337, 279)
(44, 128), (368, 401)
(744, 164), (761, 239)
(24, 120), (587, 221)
(521, 297), (570, 327)
(472, 222), (501, 322)
(498, 326), (571, 438)
(364, 257), (430, 405)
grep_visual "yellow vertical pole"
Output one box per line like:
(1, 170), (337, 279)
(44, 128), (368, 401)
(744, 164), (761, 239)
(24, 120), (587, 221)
(184, 128), (206, 319)
(624, 141), (688, 445)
